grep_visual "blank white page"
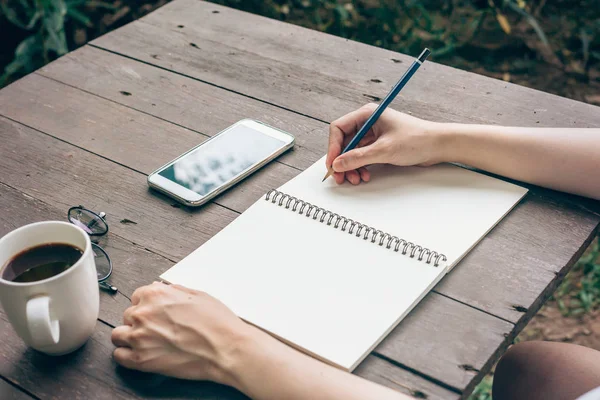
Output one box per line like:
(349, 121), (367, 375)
(160, 156), (527, 370)
(278, 156), (528, 266)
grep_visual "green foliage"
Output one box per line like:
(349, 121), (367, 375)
(468, 375), (493, 400)
(0, 0), (115, 86)
(211, 0), (554, 59)
(3, 0), (597, 88)
(553, 236), (600, 317)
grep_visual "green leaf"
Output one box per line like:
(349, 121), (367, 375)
(0, 34), (44, 86)
(571, 307), (586, 316)
(506, 1), (551, 51)
(67, 7), (92, 27)
(557, 298), (567, 315)
(334, 4), (349, 21)
(0, 1), (41, 30)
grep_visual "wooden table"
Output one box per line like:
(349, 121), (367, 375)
(1, 1), (599, 399)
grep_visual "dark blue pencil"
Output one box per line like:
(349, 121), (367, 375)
(322, 48), (431, 182)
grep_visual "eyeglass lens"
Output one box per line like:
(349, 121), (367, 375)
(92, 243), (112, 281)
(68, 208), (108, 236)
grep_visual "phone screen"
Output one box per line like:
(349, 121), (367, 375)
(158, 124), (287, 196)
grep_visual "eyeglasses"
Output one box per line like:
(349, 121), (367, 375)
(67, 206), (117, 293)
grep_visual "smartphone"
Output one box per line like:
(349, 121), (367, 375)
(148, 119), (295, 207)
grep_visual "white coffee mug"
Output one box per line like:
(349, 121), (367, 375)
(0, 221), (100, 355)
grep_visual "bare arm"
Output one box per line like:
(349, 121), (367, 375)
(439, 124), (600, 200)
(327, 103), (600, 200)
(230, 324), (408, 400)
(111, 283), (411, 400)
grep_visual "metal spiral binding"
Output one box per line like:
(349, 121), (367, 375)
(265, 189), (447, 267)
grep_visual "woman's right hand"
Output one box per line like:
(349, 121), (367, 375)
(326, 103), (446, 185)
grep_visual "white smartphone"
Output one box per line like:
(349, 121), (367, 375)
(148, 119), (295, 207)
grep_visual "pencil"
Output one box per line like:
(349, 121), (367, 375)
(322, 48), (431, 182)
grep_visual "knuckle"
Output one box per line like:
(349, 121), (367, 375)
(110, 328), (121, 342)
(132, 306), (152, 321)
(130, 350), (143, 365)
(329, 120), (342, 134)
(143, 285), (163, 298)
(129, 330), (144, 344)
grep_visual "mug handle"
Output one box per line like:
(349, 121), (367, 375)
(26, 296), (60, 347)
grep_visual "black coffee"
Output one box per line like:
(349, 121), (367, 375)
(2, 243), (83, 283)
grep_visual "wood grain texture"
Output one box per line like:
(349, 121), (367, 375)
(1, 3), (598, 394)
(0, 380), (33, 400)
(0, 309), (249, 400)
(0, 73), (303, 213)
(5, 53), (598, 326)
(373, 293), (511, 394)
(0, 115), (237, 262)
(92, 0), (600, 129)
(35, 47), (326, 172)
(0, 114), (513, 394)
(355, 357), (459, 400)
(0, 308), (449, 400)
(0, 182), (453, 400)
(0, 181), (164, 326)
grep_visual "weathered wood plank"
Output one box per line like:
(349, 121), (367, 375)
(374, 293), (512, 392)
(1, 307), (451, 400)
(0, 115), (511, 393)
(0, 182), (162, 326)
(355, 357), (459, 400)
(36, 49), (326, 172)
(2, 1), (597, 396)
(0, 115), (236, 262)
(92, 0), (600, 129)
(0, 183), (454, 400)
(0, 379), (33, 400)
(437, 192), (599, 321)
(0, 73), (303, 213)
(0, 309), (249, 400)
(9, 55), (600, 327)
(0, 182), (248, 400)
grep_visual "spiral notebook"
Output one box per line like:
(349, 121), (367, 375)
(160, 156), (528, 371)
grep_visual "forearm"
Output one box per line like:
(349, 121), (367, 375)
(225, 326), (410, 400)
(437, 123), (600, 200)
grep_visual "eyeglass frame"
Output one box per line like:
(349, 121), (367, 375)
(67, 206), (117, 293)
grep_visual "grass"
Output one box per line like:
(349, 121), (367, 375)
(555, 237), (600, 316)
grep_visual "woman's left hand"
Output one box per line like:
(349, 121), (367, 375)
(111, 282), (249, 386)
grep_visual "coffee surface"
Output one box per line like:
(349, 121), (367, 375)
(2, 243), (83, 283)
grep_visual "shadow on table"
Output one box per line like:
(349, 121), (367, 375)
(5, 334), (249, 400)
(115, 366), (250, 399)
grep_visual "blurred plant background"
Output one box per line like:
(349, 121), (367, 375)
(1, 0), (599, 398)
(1, 0), (599, 104)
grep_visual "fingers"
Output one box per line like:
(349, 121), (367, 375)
(346, 170), (361, 185)
(358, 167), (371, 182)
(131, 281), (169, 305)
(332, 143), (382, 172)
(113, 346), (138, 370)
(334, 103), (378, 137)
(327, 103), (377, 168)
(131, 286), (143, 306)
(326, 123), (344, 169)
(112, 325), (133, 347)
(123, 305), (137, 325)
